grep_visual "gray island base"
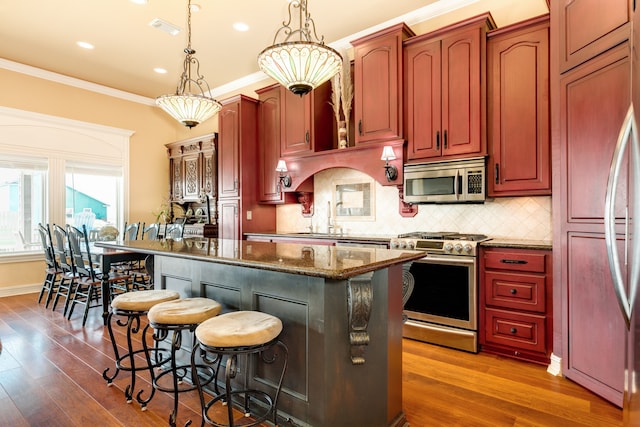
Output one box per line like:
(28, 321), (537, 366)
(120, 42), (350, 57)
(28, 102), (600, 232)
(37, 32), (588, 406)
(96, 238), (424, 427)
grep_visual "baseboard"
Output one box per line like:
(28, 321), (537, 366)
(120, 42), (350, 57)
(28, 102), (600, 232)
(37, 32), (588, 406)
(0, 283), (40, 298)
(547, 353), (562, 376)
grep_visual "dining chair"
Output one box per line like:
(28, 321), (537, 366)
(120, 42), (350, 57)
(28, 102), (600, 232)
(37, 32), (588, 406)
(122, 221), (140, 241)
(36, 223), (62, 308)
(141, 223), (159, 240)
(51, 224), (79, 316)
(66, 224), (131, 326)
(164, 223), (184, 240)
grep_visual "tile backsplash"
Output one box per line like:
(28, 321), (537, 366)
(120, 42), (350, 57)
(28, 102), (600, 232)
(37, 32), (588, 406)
(276, 168), (552, 241)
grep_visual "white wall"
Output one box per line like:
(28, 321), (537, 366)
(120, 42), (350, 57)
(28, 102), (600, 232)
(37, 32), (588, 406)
(276, 168), (551, 241)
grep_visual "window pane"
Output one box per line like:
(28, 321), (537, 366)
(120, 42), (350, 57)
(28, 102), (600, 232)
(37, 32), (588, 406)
(65, 164), (122, 240)
(0, 156), (47, 253)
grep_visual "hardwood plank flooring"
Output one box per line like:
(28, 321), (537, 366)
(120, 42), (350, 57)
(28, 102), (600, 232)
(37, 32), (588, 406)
(0, 293), (624, 426)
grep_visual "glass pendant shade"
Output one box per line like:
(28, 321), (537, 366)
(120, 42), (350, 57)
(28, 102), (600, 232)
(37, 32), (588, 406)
(258, 0), (342, 96)
(156, 93), (221, 128)
(156, 0), (221, 128)
(258, 41), (342, 96)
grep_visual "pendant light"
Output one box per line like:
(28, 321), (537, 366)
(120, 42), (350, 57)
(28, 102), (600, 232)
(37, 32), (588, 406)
(156, 0), (221, 128)
(258, 0), (342, 96)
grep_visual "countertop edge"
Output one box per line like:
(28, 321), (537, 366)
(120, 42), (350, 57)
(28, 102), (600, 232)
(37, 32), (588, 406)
(480, 239), (552, 251)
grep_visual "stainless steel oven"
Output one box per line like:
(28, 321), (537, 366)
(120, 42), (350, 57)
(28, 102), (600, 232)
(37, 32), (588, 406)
(391, 232), (490, 353)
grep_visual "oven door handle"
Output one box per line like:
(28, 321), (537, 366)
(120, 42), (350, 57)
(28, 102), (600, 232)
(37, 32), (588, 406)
(418, 255), (476, 265)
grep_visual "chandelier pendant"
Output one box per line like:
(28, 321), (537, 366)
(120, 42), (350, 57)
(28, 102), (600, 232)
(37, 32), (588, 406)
(156, 0), (221, 128)
(258, 0), (342, 96)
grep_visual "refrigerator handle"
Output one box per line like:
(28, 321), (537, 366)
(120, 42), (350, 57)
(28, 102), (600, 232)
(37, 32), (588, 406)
(605, 105), (639, 329)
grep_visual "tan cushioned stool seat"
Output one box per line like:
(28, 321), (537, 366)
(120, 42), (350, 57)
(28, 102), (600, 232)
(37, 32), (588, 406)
(111, 289), (180, 312)
(148, 297), (222, 325)
(196, 311), (283, 348)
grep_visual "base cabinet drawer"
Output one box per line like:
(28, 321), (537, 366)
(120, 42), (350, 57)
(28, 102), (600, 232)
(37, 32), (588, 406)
(485, 271), (546, 313)
(479, 246), (552, 365)
(484, 308), (546, 353)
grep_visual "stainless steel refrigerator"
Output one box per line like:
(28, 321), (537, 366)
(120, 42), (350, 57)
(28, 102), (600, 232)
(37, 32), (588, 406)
(606, 105), (640, 425)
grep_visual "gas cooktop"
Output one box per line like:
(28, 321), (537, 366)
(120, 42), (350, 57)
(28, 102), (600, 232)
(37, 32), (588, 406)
(397, 231), (489, 242)
(391, 232), (490, 255)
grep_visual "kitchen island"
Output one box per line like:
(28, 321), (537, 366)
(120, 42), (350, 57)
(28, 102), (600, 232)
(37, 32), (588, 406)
(96, 237), (424, 427)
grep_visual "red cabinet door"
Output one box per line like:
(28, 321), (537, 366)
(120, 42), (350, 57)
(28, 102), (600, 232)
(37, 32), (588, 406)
(557, 0), (630, 72)
(558, 43), (630, 407)
(488, 17), (550, 196)
(218, 102), (240, 199)
(441, 26), (483, 158)
(405, 39), (442, 160)
(353, 23), (414, 145)
(281, 88), (312, 155)
(257, 85), (283, 203)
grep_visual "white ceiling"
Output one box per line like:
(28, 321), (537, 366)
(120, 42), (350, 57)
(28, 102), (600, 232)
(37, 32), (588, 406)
(0, 0), (549, 101)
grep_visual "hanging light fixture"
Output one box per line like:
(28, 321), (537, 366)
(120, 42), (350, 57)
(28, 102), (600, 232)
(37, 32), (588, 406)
(258, 0), (342, 96)
(156, 0), (221, 128)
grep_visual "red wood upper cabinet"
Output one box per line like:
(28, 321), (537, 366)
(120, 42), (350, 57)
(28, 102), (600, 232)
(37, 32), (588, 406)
(557, 0), (631, 73)
(352, 23), (415, 145)
(280, 80), (334, 156)
(256, 84), (282, 203)
(404, 14), (494, 161)
(487, 15), (551, 197)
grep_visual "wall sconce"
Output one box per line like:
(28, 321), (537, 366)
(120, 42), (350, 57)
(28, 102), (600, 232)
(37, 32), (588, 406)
(381, 146), (398, 181)
(276, 159), (292, 191)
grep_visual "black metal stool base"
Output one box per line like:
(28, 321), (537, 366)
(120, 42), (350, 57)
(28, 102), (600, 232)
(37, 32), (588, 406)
(149, 322), (217, 427)
(103, 309), (171, 405)
(194, 339), (288, 427)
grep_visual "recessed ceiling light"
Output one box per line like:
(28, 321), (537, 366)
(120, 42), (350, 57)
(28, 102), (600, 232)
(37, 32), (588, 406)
(233, 22), (249, 32)
(130, 0), (148, 4)
(190, 4), (201, 12)
(76, 41), (94, 50)
(149, 18), (181, 36)
(154, 68), (168, 74)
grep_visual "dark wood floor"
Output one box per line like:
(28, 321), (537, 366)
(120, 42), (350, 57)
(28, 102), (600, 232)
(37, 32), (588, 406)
(0, 293), (623, 427)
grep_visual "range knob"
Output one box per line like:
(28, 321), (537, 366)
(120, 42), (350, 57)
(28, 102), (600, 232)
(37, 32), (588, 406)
(443, 243), (454, 252)
(454, 243), (463, 252)
(407, 241), (415, 250)
(463, 244), (473, 254)
(391, 241), (400, 249)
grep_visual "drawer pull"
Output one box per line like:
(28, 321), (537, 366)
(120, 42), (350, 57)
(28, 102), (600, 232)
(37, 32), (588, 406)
(510, 327), (517, 334)
(500, 259), (528, 265)
(510, 288), (517, 295)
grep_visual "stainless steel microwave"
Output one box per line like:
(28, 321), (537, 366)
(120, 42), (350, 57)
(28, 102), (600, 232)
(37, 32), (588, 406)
(403, 157), (486, 204)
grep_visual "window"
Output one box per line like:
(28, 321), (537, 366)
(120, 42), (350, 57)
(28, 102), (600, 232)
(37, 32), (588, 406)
(0, 156), (47, 252)
(0, 106), (132, 259)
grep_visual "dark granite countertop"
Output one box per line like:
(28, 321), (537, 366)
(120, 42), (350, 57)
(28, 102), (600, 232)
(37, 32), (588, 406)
(480, 238), (552, 251)
(244, 232), (395, 245)
(96, 238), (424, 280)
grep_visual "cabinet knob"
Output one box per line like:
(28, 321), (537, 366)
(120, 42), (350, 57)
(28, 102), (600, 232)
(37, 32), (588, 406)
(444, 129), (448, 149)
(495, 163), (500, 185)
(358, 120), (362, 135)
(510, 288), (517, 295)
(436, 131), (440, 150)
(510, 327), (517, 334)
(305, 130), (310, 144)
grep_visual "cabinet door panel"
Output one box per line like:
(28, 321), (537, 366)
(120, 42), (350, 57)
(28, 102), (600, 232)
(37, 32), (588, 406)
(558, 0), (630, 71)
(182, 153), (201, 201)
(441, 28), (481, 157)
(218, 199), (239, 241)
(218, 106), (240, 198)
(560, 46), (630, 223)
(488, 23), (550, 196)
(357, 43), (395, 141)
(564, 233), (625, 406)
(405, 40), (441, 160)
(282, 89), (312, 155)
(258, 88), (282, 202)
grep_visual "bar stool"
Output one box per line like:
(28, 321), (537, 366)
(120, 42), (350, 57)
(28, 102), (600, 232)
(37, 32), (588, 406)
(146, 297), (222, 426)
(193, 311), (288, 427)
(103, 289), (180, 404)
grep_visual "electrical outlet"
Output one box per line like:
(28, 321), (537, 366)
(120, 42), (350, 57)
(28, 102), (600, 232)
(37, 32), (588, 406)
(246, 210), (252, 220)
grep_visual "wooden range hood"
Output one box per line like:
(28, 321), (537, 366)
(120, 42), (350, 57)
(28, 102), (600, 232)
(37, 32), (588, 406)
(280, 139), (418, 217)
